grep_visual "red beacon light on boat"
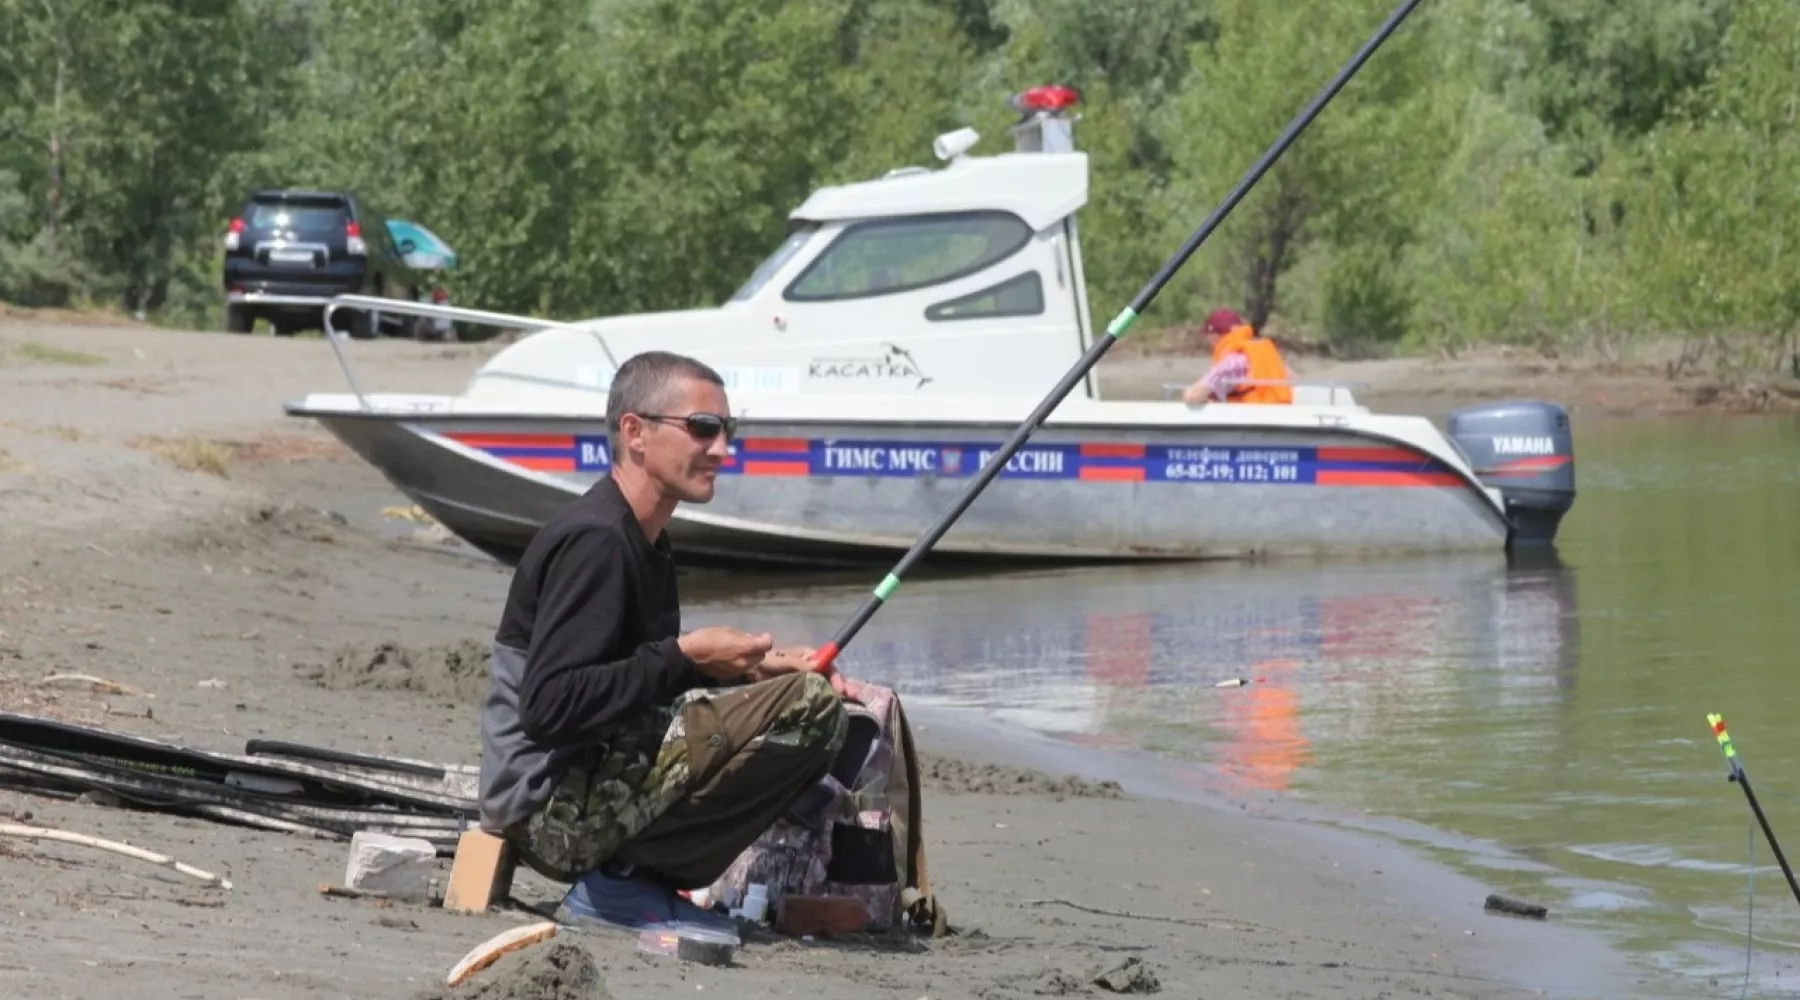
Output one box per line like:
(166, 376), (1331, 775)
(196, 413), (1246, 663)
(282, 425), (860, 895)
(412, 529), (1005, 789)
(933, 85), (1081, 160)
(1008, 85), (1080, 116)
(1005, 85), (1081, 153)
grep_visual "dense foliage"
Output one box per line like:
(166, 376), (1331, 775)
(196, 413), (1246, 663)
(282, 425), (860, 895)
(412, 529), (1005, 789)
(1, 0), (1795, 370)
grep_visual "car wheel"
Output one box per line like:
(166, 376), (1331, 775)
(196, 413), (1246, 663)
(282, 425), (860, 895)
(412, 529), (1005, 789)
(225, 303), (254, 334)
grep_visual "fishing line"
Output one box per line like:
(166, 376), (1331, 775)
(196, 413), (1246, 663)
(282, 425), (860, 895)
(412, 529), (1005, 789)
(1734, 783), (1800, 998)
(1741, 820), (1754, 1000)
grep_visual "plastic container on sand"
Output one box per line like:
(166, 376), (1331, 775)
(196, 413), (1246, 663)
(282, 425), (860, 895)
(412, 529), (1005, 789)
(636, 923), (740, 967)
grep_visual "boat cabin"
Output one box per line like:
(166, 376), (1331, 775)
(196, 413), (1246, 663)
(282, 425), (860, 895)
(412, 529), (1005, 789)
(465, 88), (1110, 407)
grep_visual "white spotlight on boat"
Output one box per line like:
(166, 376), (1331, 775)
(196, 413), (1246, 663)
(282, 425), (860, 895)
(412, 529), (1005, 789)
(932, 127), (980, 161)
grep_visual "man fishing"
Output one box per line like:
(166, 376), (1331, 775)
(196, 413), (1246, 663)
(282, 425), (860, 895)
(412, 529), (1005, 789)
(478, 349), (849, 935)
(1181, 307), (1294, 405)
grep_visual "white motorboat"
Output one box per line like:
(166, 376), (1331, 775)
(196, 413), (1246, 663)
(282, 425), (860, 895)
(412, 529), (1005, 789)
(283, 88), (1576, 569)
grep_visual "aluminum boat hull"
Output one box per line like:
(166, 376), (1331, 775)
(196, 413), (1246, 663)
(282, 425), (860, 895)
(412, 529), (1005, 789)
(289, 405), (1513, 569)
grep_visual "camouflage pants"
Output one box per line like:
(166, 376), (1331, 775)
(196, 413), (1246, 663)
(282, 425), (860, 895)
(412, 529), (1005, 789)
(513, 671), (848, 889)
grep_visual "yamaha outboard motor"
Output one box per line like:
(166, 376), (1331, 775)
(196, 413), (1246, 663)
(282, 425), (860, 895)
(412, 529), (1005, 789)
(1445, 400), (1576, 547)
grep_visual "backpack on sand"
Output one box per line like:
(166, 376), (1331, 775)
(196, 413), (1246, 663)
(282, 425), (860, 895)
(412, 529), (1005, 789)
(706, 678), (943, 935)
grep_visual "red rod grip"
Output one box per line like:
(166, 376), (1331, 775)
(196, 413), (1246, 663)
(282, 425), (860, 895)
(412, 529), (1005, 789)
(812, 641), (840, 678)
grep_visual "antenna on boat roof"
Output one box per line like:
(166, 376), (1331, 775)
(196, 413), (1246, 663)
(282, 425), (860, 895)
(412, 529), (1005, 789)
(810, 0), (1432, 679)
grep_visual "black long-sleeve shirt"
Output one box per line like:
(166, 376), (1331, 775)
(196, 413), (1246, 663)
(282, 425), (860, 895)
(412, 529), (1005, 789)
(495, 475), (707, 748)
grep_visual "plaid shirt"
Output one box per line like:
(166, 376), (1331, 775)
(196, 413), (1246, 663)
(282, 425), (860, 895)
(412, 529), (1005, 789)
(1197, 351), (1252, 401)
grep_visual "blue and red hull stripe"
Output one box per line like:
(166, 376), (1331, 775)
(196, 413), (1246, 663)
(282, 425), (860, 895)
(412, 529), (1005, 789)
(432, 431), (1468, 487)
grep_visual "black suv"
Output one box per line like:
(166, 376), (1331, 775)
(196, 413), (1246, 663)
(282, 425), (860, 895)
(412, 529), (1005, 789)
(221, 189), (434, 338)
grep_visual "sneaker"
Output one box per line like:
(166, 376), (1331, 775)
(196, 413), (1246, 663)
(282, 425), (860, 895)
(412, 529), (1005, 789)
(555, 867), (679, 933)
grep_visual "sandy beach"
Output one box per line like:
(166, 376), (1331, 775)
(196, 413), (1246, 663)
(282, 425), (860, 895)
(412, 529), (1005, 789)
(0, 318), (1692, 999)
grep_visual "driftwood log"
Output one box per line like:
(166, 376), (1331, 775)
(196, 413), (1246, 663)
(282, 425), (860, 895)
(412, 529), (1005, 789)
(0, 822), (231, 888)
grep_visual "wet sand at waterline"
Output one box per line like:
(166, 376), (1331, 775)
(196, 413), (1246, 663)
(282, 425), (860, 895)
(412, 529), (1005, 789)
(0, 318), (1688, 999)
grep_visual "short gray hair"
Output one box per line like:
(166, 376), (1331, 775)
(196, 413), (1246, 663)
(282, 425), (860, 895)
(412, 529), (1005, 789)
(605, 351), (726, 440)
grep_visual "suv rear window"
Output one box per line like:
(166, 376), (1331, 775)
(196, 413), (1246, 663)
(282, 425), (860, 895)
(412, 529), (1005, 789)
(247, 198), (347, 232)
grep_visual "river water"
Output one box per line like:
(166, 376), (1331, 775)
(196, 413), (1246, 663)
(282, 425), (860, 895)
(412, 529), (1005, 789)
(685, 412), (1800, 996)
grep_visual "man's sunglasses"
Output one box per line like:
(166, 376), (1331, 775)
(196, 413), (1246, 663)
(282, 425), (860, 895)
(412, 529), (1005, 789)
(637, 412), (738, 441)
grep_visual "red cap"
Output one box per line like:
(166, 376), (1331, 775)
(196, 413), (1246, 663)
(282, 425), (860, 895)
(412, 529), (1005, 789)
(1203, 309), (1244, 334)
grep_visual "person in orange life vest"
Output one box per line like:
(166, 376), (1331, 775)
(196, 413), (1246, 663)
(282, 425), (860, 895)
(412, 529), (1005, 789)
(1180, 308), (1294, 405)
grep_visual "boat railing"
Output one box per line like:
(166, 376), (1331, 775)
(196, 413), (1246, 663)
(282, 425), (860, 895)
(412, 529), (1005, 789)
(319, 294), (621, 412)
(1160, 379), (1369, 407)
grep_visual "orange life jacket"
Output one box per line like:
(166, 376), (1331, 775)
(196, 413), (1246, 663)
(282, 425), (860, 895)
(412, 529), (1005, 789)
(1212, 325), (1292, 404)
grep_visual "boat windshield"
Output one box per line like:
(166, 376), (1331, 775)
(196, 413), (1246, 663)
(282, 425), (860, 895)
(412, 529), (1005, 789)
(730, 223), (819, 302)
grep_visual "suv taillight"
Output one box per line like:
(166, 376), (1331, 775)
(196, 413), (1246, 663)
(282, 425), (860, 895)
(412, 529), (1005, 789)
(345, 220), (366, 256)
(224, 217), (244, 251)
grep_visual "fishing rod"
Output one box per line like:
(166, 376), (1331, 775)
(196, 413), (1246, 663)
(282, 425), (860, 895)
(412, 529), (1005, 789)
(1706, 713), (1800, 909)
(811, 0), (1432, 676)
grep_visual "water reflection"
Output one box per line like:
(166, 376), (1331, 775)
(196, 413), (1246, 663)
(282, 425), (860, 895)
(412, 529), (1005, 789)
(1213, 657), (1308, 792)
(701, 550), (1579, 801)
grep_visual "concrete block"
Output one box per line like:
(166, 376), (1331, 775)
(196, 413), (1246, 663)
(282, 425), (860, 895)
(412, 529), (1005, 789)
(344, 831), (436, 903)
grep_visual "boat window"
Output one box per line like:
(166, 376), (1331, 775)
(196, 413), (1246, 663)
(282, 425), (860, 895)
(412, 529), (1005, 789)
(924, 271), (1045, 321)
(730, 223), (819, 302)
(782, 211), (1033, 302)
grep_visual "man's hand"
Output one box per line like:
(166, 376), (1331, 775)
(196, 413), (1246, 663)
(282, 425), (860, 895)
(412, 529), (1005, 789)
(754, 645), (816, 675)
(678, 626), (773, 680)
(751, 644), (851, 697)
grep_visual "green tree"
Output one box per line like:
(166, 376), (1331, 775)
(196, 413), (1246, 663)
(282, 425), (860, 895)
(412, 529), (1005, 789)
(0, 0), (1795, 367)
(1617, 0), (1800, 372)
(1523, 0), (1732, 152)
(1159, 0), (1432, 342)
(0, 0), (106, 303)
(0, 0), (286, 312)
(579, 0), (971, 315)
